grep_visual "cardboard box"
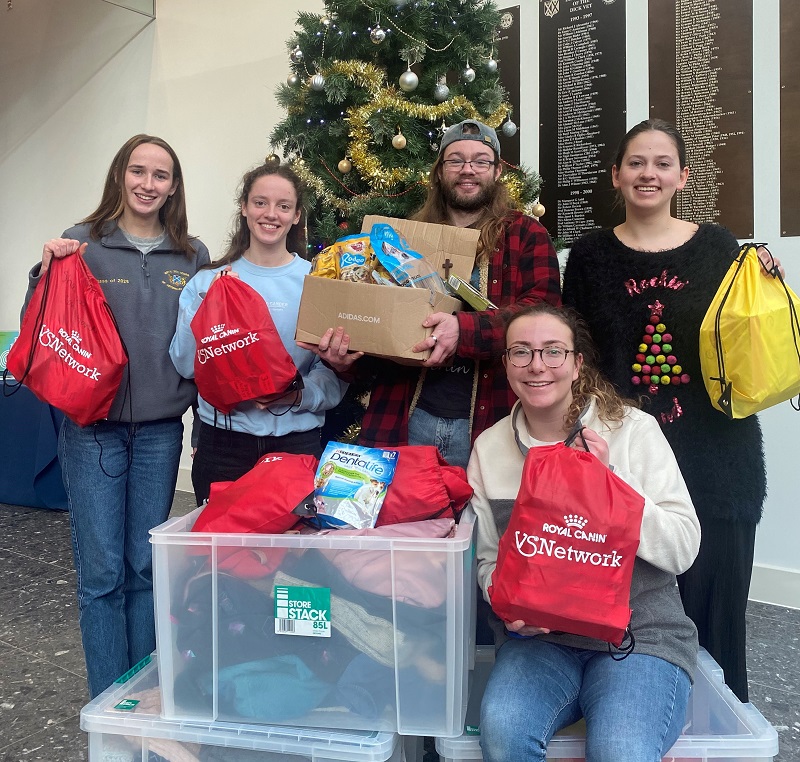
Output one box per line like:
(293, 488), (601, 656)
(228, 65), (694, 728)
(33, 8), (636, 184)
(296, 216), (479, 363)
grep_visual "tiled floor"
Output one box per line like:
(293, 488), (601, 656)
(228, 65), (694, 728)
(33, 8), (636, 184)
(0, 494), (797, 762)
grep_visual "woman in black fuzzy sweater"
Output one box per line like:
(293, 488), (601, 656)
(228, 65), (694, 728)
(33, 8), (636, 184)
(562, 119), (782, 702)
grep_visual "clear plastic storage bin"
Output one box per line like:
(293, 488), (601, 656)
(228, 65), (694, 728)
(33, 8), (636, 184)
(436, 648), (779, 761)
(81, 656), (412, 762)
(150, 507), (476, 736)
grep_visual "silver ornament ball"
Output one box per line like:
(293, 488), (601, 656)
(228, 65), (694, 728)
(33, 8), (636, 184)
(462, 66), (476, 83)
(286, 73), (300, 87)
(290, 47), (304, 64)
(433, 82), (450, 102)
(320, 14), (331, 26)
(310, 73), (326, 91)
(370, 26), (386, 44)
(485, 57), (498, 74)
(502, 119), (518, 137)
(392, 133), (407, 150)
(399, 70), (419, 92)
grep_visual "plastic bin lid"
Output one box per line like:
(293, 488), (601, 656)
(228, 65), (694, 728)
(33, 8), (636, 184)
(81, 655), (399, 762)
(150, 505), (476, 553)
(437, 648), (779, 760)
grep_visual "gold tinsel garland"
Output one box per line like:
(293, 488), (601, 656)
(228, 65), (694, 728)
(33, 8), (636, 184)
(291, 158), (350, 212)
(326, 60), (386, 96)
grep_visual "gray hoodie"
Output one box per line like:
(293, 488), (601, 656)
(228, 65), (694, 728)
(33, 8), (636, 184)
(25, 222), (210, 422)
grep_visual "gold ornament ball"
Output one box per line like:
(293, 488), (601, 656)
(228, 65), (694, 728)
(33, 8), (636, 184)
(265, 153), (281, 167)
(392, 133), (407, 150)
(532, 202), (545, 218)
(338, 158), (352, 173)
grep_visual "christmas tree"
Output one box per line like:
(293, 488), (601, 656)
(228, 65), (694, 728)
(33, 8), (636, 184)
(270, 0), (542, 252)
(630, 300), (690, 395)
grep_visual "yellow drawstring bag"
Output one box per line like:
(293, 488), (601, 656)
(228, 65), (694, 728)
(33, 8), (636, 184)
(700, 243), (800, 419)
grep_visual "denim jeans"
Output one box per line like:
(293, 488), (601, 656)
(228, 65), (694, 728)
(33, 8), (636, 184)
(59, 417), (183, 698)
(480, 638), (691, 762)
(407, 407), (471, 470)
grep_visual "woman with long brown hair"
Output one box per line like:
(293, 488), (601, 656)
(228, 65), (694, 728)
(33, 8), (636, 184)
(170, 162), (345, 505)
(25, 134), (210, 697)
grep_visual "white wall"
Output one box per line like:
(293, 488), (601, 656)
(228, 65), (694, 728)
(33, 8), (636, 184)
(2, 0), (797, 605)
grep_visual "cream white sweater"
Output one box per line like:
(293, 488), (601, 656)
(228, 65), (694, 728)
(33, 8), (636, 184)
(467, 398), (700, 677)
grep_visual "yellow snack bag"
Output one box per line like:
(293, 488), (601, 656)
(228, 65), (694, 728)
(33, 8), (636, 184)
(310, 244), (339, 279)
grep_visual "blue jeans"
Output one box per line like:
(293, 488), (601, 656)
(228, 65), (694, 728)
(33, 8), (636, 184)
(407, 407), (471, 470)
(59, 417), (183, 697)
(480, 638), (691, 762)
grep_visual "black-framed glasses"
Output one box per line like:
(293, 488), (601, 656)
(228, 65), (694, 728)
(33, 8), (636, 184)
(441, 159), (496, 173)
(505, 346), (575, 368)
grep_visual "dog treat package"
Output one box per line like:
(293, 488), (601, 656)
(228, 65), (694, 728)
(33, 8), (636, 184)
(312, 442), (399, 529)
(370, 223), (447, 295)
(311, 234), (375, 283)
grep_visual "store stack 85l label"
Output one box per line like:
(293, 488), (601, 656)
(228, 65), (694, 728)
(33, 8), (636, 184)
(274, 586), (331, 637)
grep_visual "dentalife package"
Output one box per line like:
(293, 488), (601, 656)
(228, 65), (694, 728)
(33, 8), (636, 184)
(313, 442), (399, 529)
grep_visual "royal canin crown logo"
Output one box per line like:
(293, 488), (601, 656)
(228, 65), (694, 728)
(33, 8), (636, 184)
(513, 510), (622, 568)
(200, 323), (242, 344)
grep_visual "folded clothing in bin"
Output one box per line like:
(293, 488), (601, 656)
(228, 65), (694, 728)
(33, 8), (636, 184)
(171, 542), (449, 724)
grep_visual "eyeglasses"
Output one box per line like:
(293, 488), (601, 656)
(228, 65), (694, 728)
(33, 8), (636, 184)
(505, 346), (575, 368)
(441, 159), (496, 173)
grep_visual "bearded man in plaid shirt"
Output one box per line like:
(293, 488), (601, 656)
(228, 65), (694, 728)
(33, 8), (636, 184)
(303, 120), (561, 469)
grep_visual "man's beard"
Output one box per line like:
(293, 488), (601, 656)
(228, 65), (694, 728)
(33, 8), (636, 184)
(442, 178), (496, 211)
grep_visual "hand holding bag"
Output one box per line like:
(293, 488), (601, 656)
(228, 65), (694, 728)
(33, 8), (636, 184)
(488, 410), (644, 647)
(4, 252), (128, 426)
(700, 243), (800, 418)
(190, 274), (302, 414)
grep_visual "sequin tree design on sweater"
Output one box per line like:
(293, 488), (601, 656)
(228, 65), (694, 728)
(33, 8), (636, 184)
(630, 300), (691, 395)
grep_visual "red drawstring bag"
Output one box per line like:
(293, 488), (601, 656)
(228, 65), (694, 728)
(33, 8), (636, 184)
(375, 445), (473, 526)
(190, 274), (302, 413)
(489, 417), (644, 647)
(5, 253), (128, 426)
(190, 453), (319, 578)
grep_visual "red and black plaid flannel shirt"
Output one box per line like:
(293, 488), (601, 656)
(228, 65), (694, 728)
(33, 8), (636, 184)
(359, 211), (562, 448)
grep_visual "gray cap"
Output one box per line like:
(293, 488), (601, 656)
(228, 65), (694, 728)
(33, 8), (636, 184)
(439, 119), (501, 159)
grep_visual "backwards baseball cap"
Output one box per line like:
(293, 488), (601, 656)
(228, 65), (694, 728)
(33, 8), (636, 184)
(439, 119), (501, 159)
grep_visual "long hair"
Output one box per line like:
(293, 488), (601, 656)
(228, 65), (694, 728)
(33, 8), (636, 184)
(505, 302), (633, 432)
(81, 134), (196, 257)
(612, 118), (688, 209)
(411, 154), (516, 265)
(211, 163), (307, 268)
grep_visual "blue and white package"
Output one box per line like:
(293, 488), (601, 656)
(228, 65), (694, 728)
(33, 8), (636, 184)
(369, 223), (447, 295)
(313, 442), (399, 529)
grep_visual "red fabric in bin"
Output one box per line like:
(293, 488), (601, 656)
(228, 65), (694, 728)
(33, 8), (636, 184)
(190, 453), (318, 578)
(375, 445), (473, 526)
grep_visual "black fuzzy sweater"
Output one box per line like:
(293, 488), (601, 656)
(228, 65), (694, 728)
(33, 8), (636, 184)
(563, 224), (766, 524)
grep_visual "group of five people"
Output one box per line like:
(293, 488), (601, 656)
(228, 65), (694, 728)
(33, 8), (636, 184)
(24, 117), (776, 761)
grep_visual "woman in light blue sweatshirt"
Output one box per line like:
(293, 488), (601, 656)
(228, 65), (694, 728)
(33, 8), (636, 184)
(170, 163), (346, 505)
